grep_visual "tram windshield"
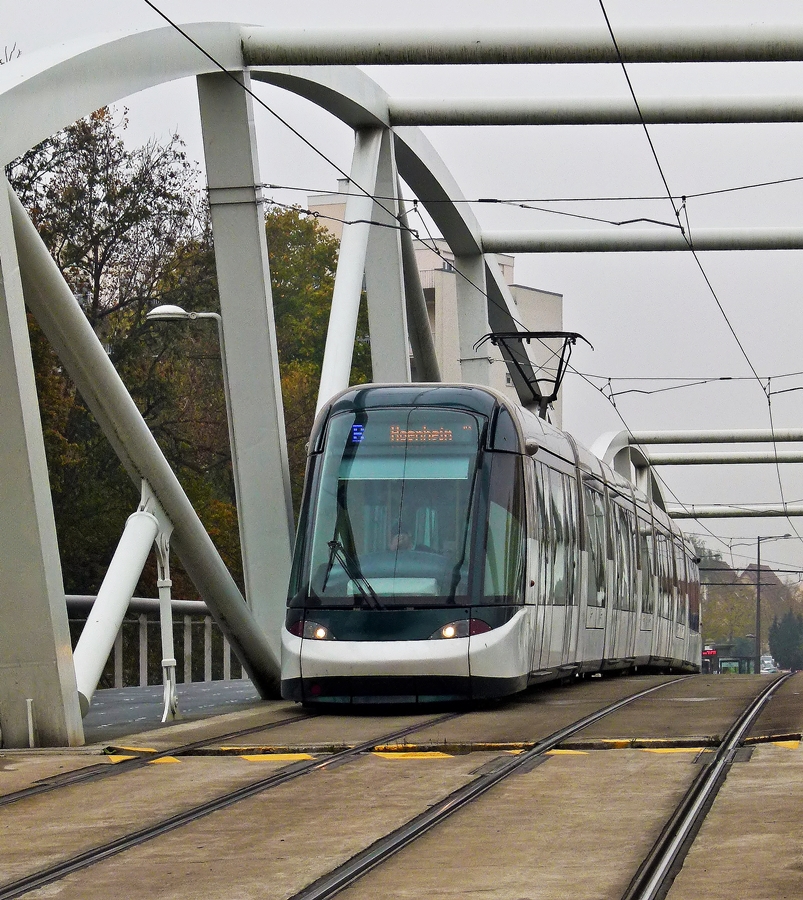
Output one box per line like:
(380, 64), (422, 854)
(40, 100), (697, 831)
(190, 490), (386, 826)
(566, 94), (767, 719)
(295, 408), (483, 607)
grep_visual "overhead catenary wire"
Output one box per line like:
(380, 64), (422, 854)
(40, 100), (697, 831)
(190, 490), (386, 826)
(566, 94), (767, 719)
(597, 0), (803, 549)
(143, 0), (803, 554)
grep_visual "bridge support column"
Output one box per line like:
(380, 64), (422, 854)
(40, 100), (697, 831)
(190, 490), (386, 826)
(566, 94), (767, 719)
(364, 131), (411, 383)
(454, 253), (492, 385)
(317, 128), (383, 410)
(197, 72), (294, 666)
(0, 177), (83, 747)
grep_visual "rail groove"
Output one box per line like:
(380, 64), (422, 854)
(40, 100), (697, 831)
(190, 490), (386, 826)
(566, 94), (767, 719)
(287, 677), (688, 900)
(621, 672), (793, 900)
(0, 712), (314, 808)
(0, 712), (462, 900)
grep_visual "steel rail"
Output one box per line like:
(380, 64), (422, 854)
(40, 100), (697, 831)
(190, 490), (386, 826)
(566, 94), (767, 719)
(0, 712), (462, 900)
(287, 677), (688, 900)
(621, 673), (793, 900)
(0, 712), (314, 809)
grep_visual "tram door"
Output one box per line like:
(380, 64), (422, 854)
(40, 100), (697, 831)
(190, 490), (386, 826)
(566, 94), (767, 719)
(532, 466), (578, 671)
(604, 501), (637, 664)
(582, 483), (607, 668)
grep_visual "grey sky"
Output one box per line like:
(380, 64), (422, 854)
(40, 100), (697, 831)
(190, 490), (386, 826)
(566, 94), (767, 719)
(6, 1), (803, 574)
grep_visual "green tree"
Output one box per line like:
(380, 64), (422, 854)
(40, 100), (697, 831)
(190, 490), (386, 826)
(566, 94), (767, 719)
(265, 205), (372, 509)
(769, 611), (803, 670)
(8, 109), (371, 598)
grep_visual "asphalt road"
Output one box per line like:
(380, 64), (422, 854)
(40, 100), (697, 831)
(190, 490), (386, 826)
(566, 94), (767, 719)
(82, 679), (262, 744)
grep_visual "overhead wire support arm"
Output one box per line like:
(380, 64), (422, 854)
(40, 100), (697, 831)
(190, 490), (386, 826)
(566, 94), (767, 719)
(473, 331), (593, 419)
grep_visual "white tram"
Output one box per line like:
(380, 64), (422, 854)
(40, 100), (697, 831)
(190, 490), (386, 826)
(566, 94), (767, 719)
(281, 384), (701, 704)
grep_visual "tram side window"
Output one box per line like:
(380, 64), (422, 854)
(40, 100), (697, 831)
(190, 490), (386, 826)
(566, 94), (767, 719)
(583, 484), (606, 608)
(674, 544), (688, 625)
(563, 473), (579, 606)
(688, 555), (700, 632)
(534, 463), (551, 605)
(639, 526), (655, 615)
(483, 453), (526, 603)
(549, 468), (568, 606)
(613, 504), (635, 611)
(656, 533), (672, 619)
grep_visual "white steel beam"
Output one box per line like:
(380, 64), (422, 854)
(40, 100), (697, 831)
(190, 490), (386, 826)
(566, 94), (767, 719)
(242, 24), (803, 66)
(630, 429), (803, 444)
(668, 504), (803, 519)
(482, 228), (803, 253)
(398, 196), (441, 382)
(364, 130), (411, 383)
(388, 96), (803, 126)
(0, 176), (83, 748)
(317, 128), (384, 411)
(197, 72), (294, 666)
(8, 186), (281, 698)
(648, 451), (803, 465)
(454, 254), (492, 385)
(72, 505), (159, 715)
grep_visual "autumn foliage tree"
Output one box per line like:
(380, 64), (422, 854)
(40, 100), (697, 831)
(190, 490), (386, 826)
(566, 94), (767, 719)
(7, 107), (369, 597)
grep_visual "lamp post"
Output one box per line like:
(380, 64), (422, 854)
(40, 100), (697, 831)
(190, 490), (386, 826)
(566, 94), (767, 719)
(145, 305), (237, 486)
(755, 533), (792, 674)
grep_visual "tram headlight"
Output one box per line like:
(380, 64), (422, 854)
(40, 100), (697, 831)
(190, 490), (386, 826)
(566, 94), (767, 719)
(287, 619), (335, 640)
(429, 619), (492, 639)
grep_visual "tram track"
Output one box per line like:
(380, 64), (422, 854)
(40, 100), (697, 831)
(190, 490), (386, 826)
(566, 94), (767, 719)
(0, 711), (315, 808)
(621, 671), (793, 900)
(283, 674), (789, 900)
(2, 674), (787, 900)
(0, 711), (463, 900)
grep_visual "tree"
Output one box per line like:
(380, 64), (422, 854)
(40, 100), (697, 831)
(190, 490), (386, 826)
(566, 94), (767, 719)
(265, 205), (372, 509)
(8, 109), (371, 598)
(769, 611), (803, 670)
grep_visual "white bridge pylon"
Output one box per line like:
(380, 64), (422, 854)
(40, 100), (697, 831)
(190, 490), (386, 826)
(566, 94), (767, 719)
(2, 23), (803, 746)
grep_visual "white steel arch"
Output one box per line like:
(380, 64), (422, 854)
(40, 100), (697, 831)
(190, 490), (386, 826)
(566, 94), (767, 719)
(5, 20), (803, 744)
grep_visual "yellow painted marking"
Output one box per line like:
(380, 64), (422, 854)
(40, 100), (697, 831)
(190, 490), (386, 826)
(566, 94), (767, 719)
(504, 749), (526, 755)
(597, 740), (630, 749)
(641, 747), (705, 754)
(113, 746), (156, 754)
(547, 749), (589, 756)
(240, 753), (313, 762)
(148, 756), (180, 764)
(372, 751), (452, 759)
(106, 755), (137, 764)
(772, 740), (801, 749)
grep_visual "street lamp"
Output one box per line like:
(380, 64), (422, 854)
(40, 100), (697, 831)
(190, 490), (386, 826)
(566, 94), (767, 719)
(755, 533), (792, 674)
(145, 304), (236, 481)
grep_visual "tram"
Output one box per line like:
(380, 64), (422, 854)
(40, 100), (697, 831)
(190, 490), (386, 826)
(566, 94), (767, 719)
(281, 384), (701, 704)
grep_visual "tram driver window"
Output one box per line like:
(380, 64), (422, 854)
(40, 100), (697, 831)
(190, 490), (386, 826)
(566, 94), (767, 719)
(483, 453), (526, 604)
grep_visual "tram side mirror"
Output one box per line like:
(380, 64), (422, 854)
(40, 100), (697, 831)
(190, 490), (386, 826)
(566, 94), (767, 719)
(525, 438), (539, 456)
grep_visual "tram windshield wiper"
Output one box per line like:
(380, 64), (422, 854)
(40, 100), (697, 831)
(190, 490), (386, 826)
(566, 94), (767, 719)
(322, 539), (381, 609)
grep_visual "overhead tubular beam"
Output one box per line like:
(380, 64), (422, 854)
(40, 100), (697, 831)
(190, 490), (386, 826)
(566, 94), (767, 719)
(629, 429), (803, 444)
(482, 228), (803, 253)
(241, 25), (803, 65)
(668, 504), (803, 519)
(388, 96), (803, 126)
(648, 451), (803, 465)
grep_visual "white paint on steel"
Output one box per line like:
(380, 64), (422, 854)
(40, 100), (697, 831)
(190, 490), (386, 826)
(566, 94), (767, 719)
(482, 228), (803, 253)
(241, 24), (803, 65)
(388, 95), (803, 126)
(73, 507), (160, 715)
(454, 254), (493, 385)
(317, 128), (384, 412)
(364, 129), (412, 384)
(8, 187), (281, 697)
(0, 175), (83, 748)
(197, 71), (294, 662)
(631, 428), (803, 444)
(667, 504), (803, 519)
(648, 451), (803, 465)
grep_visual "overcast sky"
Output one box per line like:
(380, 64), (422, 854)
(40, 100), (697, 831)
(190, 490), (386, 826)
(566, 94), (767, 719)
(7, 1), (803, 573)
